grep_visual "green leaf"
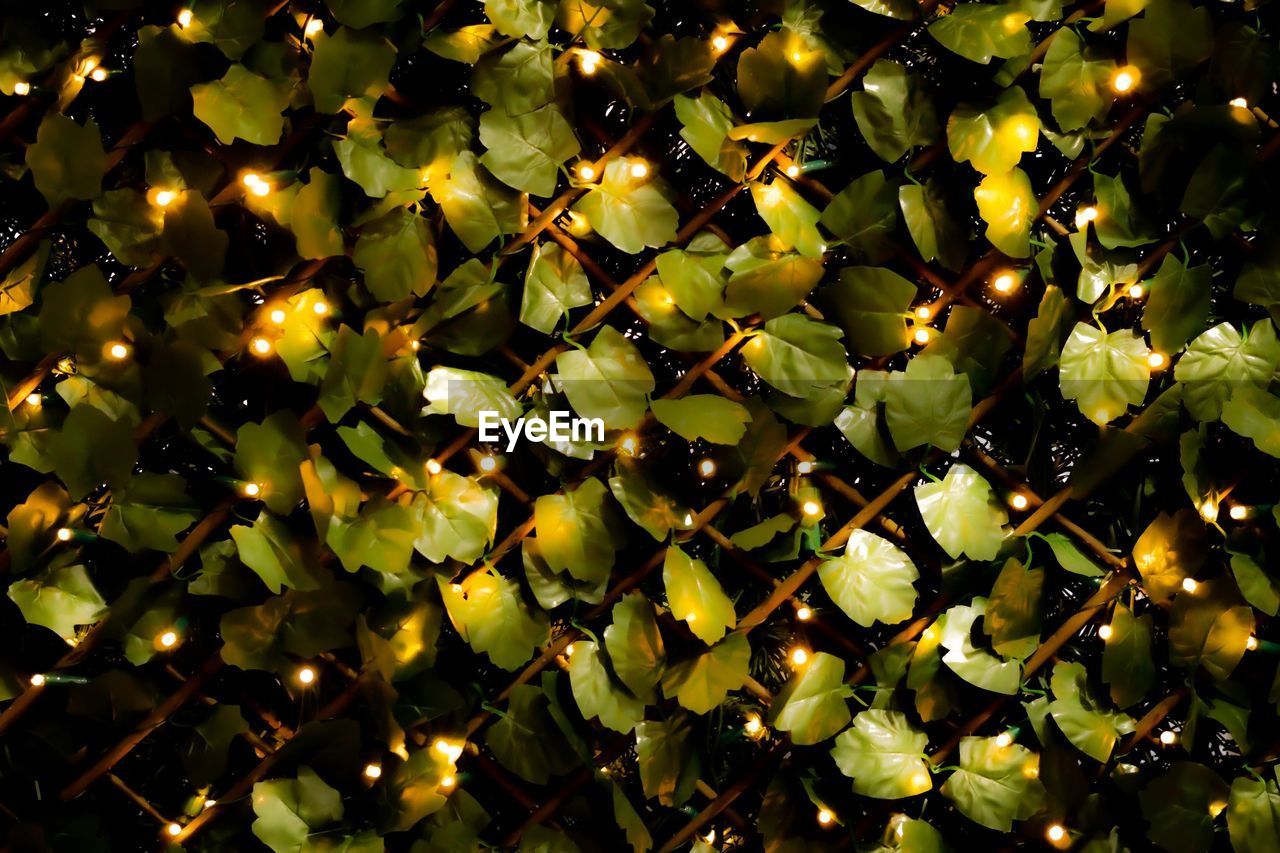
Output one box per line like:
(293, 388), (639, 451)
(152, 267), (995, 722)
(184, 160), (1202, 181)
(652, 395), (751, 445)
(1168, 577), (1253, 681)
(1140, 762), (1229, 853)
(423, 365), (521, 429)
(573, 157), (678, 254)
(251, 766), (344, 853)
(26, 112), (105, 206)
(231, 512), (325, 594)
(534, 478), (622, 585)
(1038, 28), (1116, 130)
(1230, 551), (1280, 616)
(1046, 660), (1133, 762)
(556, 325), (655, 430)
(660, 632), (751, 714)
(1059, 322), (1151, 425)
(184, 0), (264, 59)
(568, 639), (645, 733)
(663, 545), (735, 645)
(818, 529), (919, 627)
(473, 41), (554, 116)
(45, 404), (137, 499)
(736, 29), (826, 119)
(485, 0), (556, 39)
(750, 180), (825, 259)
(3, 482), (70, 575)
(947, 87), (1039, 175)
(974, 168), (1035, 258)
(335, 117), (425, 199)
(1142, 254), (1210, 354)
(604, 592), (666, 698)
(1126, 0), (1213, 90)
(915, 464), (1008, 561)
(818, 171), (898, 263)
(99, 473), (199, 553)
(983, 558), (1042, 659)
(318, 324), (389, 421)
(429, 152), (527, 253)
(327, 0), (404, 28)
(412, 471), (499, 564)
(831, 710), (932, 799)
(1102, 604), (1156, 708)
(88, 189), (164, 266)
(673, 92), (746, 182)
(1222, 386), (1280, 457)
(742, 314), (851, 399)
(1175, 321), (1280, 421)
(852, 59), (939, 163)
(940, 736), (1042, 831)
(928, 3), (1031, 64)
(485, 684), (580, 785)
(354, 207), (437, 301)
(191, 64), (287, 145)
(383, 748), (456, 832)
(638, 34), (715, 103)
(937, 600), (1021, 694)
(884, 354), (972, 452)
(8, 562), (107, 642)
(521, 242), (592, 334)
(439, 569), (548, 671)
(37, 265), (130, 362)
(722, 236), (824, 320)
(308, 27), (396, 113)
(219, 585), (360, 671)
(480, 104), (579, 197)
(899, 178), (968, 271)
(1093, 170), (1156, 249)
(235, 411), (308, 516)
(769, 652), (851, 745)
(1228, 770), (1280, 853)
(635, 713), (700, 807)
(556, 0), (653, 49)
(607, 460), (693, 542)
(824, 266), (914, 357)
(836, 370), (898, 467)
(1132, 509), (1207, 604)
(655, 238), (727, 320)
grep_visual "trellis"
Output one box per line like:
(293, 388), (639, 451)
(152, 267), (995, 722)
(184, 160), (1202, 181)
(0, 0), (1273, 850)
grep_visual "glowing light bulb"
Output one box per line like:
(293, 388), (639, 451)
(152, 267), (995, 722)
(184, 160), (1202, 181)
(698, 458), (717, 478)
(159, 631), (178, 648)
(426, 459), (442, 475)
(712, 35), (729, 52)
(1247, 635), (1259, 651)
(1010, 493), (1029, 510)
(913, 328), (931, 345)
(250, 336), (272, 356)
(790, 647), (809, 667)
(629, 161), (649, 179)
(797, 460), (813, 474)
(995, 732), (1013, 748)
(1147, 352), (1166, 370)
(619, 435), (638, 455)
(26, 392), (41, 407)
(364, 763), (382, 779)
(1230, 97), (1248, 109)
(1128, 283), (1145, 299)
(1181, 577), (1199, 594)
(914, 305), (932, 320)
(791, 52), (803, 63)
(241, 482), (261, 498)
(579, 50), (602, 75)
(410, 340), (421, 351)
(153, 189), (176, 208)
(13, 81), (30, 96)
(1047, 824), (1066, 843)
(312, 300), (329, 315)
(1229, 504), (1248, 521)
(30, 673), (45, 686)
(242, 172), (269, 195)
(564, 642), (576, 657)
(802, 500), (821, 517)
(817, 808), (834, 826)
(1099, 624), (1113, 640)
(56, 527), (73, 542)
(166, 823), (182, 837)
(577, 163), (596, 181)
(1112, 66), (1140, 93)
(177, 9), (193, 28)
(479, 455), (497, 473)
(297, 665), (316, 685)
(744, 714), (763, 735)
(89, 67), (108, 82)
(305, 18), (324, 37)
(1074, 206), (1098, 228)
(785, 164), (800, 178)
(992, 271), (1018, 293)
(796, 606), (812, 621)
(204, 799), (217, 809)
(1199, 500), (1218, 523)
(440, 775), (456, 789)
(269, 308), (287, 324)
(433, 739), (464, 761)
(703, 830), (717, 845)
(107, 342), (130, 360)
(1159, 730), (1177, 745)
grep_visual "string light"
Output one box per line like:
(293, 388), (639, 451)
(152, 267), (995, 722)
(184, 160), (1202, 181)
(269, 308), (287, 324)
(914, 305), (933, 320)
(153, 189), (176, 208)
(564, 642), (576, 657)
(1047, 824), (1067, 843)
(178, 9), (193, 27)
(1159, 730), (1177, 746)
(579, 50), (602, 75)
(1074, 206), (1098, 228)
(991, 271), (1018, 294)
(158, 630), (179, 648)
(995, 732), (1013, 748)
(433, 739), (464, 761)
(203, 799), (217, 809)
(712, 35), (729, 52)
(1128, 283), (1145, 299)
(1181, 577), (1199, 594)
(363, 763), (382, 780)
(1009, 493), (1029, 510)
(25, 392), (41, 407)
(440, 775), (457, 790)
(703, 829), (717, 845)
(796, 606), (812, 621)
(761, 183), (784, 206)
(166, 823), (183, 838)
(13, 81), (30, 96)
(56, 527), (73, 542)
(913, 328), (931, 345)
(785, 164), (800, 178)
(817, 808), (834, 826)
(791, 51), (803, 63)
(1247, 636), (1259, 651)
(698, 458), (717, 478)
(107, 342), (130, 360)
(478, 455), (498, 473)
(242, 172), (271, 196)
(1230, 97), (1248, 109)
(790, 647), (809, 667)
(1147, 352), (1166, 370)
(312, 299), (329, 315)
(802, 500), (821, 517)
(797, 460), (813, 474)
(297, 665), (316, 685)
(629, 161), (649, 179)
(1112, 65), (1140, 93)
(250, 336), (273, 356)
(30, 673), (45, 687)
(1229, 504), (1248, 521)
(619, 434), (638, 455)
(241, 482), (262, 498)
(89, 67), (108, 82)
(577, 162), (596, 181)
(426, 459), (442, 475)
(1099, 624), (1113, 640)
(305, 18), (325, 37)
(744, 714), (764, 736)
(1199, 500), (1218, 523)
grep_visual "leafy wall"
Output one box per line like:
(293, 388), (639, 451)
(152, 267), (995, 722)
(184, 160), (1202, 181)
(1, 0), (1279, 850)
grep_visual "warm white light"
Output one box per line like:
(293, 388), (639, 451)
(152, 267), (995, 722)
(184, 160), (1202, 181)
(564, 642), (576, 658)
(761, 183), (784, 206)
(1128, 283), (1145, 299)
(89, 67), (108, 82)
(992, 271), (1018, 293)
(577, 163), (596, 181)
(995, 732), (1013, 748)
(629, 161), (649, 179)
(785, 164), (800, 178)
(1099, 624), (1113, 640)
(802, 500), (821, 517)
(363, 763), (382, 779)
(1229, 504), (1248, 521)
(1147, 352), (1166, 370)
(914, 305), (932, 320)
(913, 328), (931, 345)
(1047, 824), (1066, 843)
(159, 631), (178, 648)
(433, 739), (464, 761)
(25, 392), (41, 407)
(203, 799), (217, 809)
(1247, 635), (1259, 651)
(250, 337), (272, 356)
(698, 458), (716, 478)
(166, 823), (182, 838)
(177, 9), (193, 28)
(1159, 730), (1177, 745)
(796, 606), (812, 621)
(797, 460), (813, 474)
(440, 775), (456, 789)
(305, 18), (324, 36)
(1181, 577), (1199, 594)
(817, 808), (834, 826)
(579, 50), (602, 75)
(56, 527), (73, 542)
(1199, 501), (1218, 523)
(1112, 66), (1140, 93)
(297, 666), (316, 685)
(479, 455), (498, 473)
(712, 35), (729, 52)
(791, 52), (803, 63)
(1074, 206), (1098, 228)
(242, 482), (261, 498)
(269, 308), (287, 324)
(242, 172), (269, 195)
(744, 714), (763, 735)
(107, 342), (130, 360)
(13, 81), (30, 96)
(153, 189), (176, 207)
(619, 435), (638, 455)
(426, 459), (442, 475)
(1010, 493), (1029, 510)
(30, 673), (45, 687)
(1230, 97), (1248, 109)
(312, 300), (329, 315)
(790, 647), (809, 667)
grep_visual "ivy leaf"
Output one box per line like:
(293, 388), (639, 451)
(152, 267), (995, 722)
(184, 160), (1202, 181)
(947, 87), (1039, 175)
(484, 684), (580, 785)
(831, 710), (932, 799)
(604, 592), (666, 698)
(819, 171), (899, 263)
(818, 529), (919, 628)
(660, 632), (751, 714)
(1174, 321), (1280, 421)
(473, 41), (554, 116)
(742, 314), (851, 399)
(556, 325), (655, 430)
(26, 112), (105, 206)
(318, 325), (389, 421)
(1223, 386), (1280, 457)
(556, 0), (653, 49)
(4, 482), (70, 575)
(231, 512), (326, 594)
(335, 117), (425, 199)
(521, 242), (592, 334)
(37, 265), (130, 362)
(428, 152), (527, 254)
(974, 168), (1035, 258)
(899, 178), (968, 271)
(1059, 322), (1151, 425)
(308, 27), (396, 113)
(736, 29), (826, 119)
(769, 652), (852, 745)
(852, 59), (938, 163)
(485, 0), (556, 39)
(663, 545), (735, 645)
(1038, 28), (1116, 130)
(219, 585), (361, 671)
(1140, 763), (1229, 853)
(326, 498), (417, 576)
(836, 371), (899, 467)
(534, 478), (622, 585)
(191, 64), (287, 145)
(651, 395), (751, 445)
(568, 639), (645, 734)
(1103, 604), (1156, 709)
(251, 766), (344, 853)
(8, 562), (107, 642)
(673, 91), (746, 182)
(928, 3), (1031, 64)
(824, 266), (914, 357)
(184, 0), (264, 59)
(438, 569), (548, 671)
(1127, 0), (1213, 89)
(412, 470), (499, 564)
(1168, 577), (1253, 681)
(915, 464), (1008, 561)
(722, 236), (824, 319)
(937, 600), (1021, 694)
(1142, 254), (1210, 354)
(573, 157), (678, 254)
(1230, 551), (1280, 616)
(382, 748), (456, 832)
(423, 365), (522, 429)
(1046, 660), (1133, 762)
(480, 104), (580, 197)
(884, 353), (972, 452)
(88, 189), (164, 266)
(354, 207), (437, 302)
(44, 404), (137, 499)
(1228, 770), (1280, 853)
(983, 558), (1043, 660)
(235, 411), (308, 516)
(608, 460), (693, 542)
(99, 473), (199, 553)
(636, 713), (700, 807)
(940, 736), (1042, 831)
(1093, 170), (1156, 250)
(327, 0), (404, 29)
(750, 180), (825, 259)
(1024, 286), (1072, 379)
(655, 237), (728, 320)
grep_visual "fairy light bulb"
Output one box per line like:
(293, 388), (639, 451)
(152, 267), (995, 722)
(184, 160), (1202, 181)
(802, 500), (821, 517)
(440, 775), (457, 789)
(1181, 577), (1199, 594)
(577, 162), (596, 181)
(56, 527), (73, 542)
(89, 67), (108, 82)
(913, 328), (931, 345)
(177, 9), (193, 27)
(363, 763), (382, 780)
(204, 799), (217, 809)
(790, 647), (809, 667)
(158, 630), (178, 648)
(579, 50), (602, 75)
(153, 189), (176, 207)
(698, 458), (717, 478)
(250, 336), (272, 356)
(13, 81), (30, 96)
(242, 172), (270, 196)
(992, 271), (1018, 294)
(479, 455), (498, 473)
(433, 739), (464, 761)
(1147, 352), (1166, 370)
(297, 665), (316, 685)
(797, 460), (813, 474)
(1047, 824), (1066, 843)
(619, 434), (638, 455)
(703, 829), (717, 845)
(791, 51), (803, 63)
(744, 714), (763, 735)
(25, 392), (41, 407)
(914, 305), (933, 320)
(1246, 635), (1259, 651)
(761, 183), (784, 206)
(305, 18), (324, 36)
(564, 642), (576, 658)
(269, 308), (287, 324)
(629, 161), (649, 179)
(1199, 500), (1219, 523)
(107, 342), (130, 360)
(796, 606), (812, 621)
(995, 732), (1013, 748)
(1128, 283), (1145, 299)
(30, 673), (45, 687)
(1229, 504), (1248, 521)
(241, 482), (261, 498)
(1159, 730), (1177, 746)
(1112, 65), (1140, 93)
(312, 299), (329, 315)
(1230, 97), (1249, 109)
(1099, 624), (1113, 640)
(426, 459), (442, 475)
(785, 163), (800, 178)
(712, 35), (729, 52)
(166, 823), (182, 838)
(1009, 493), (1029, 510)
(817, 808), (834, 826)
(1074, 206), (1099, 228)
